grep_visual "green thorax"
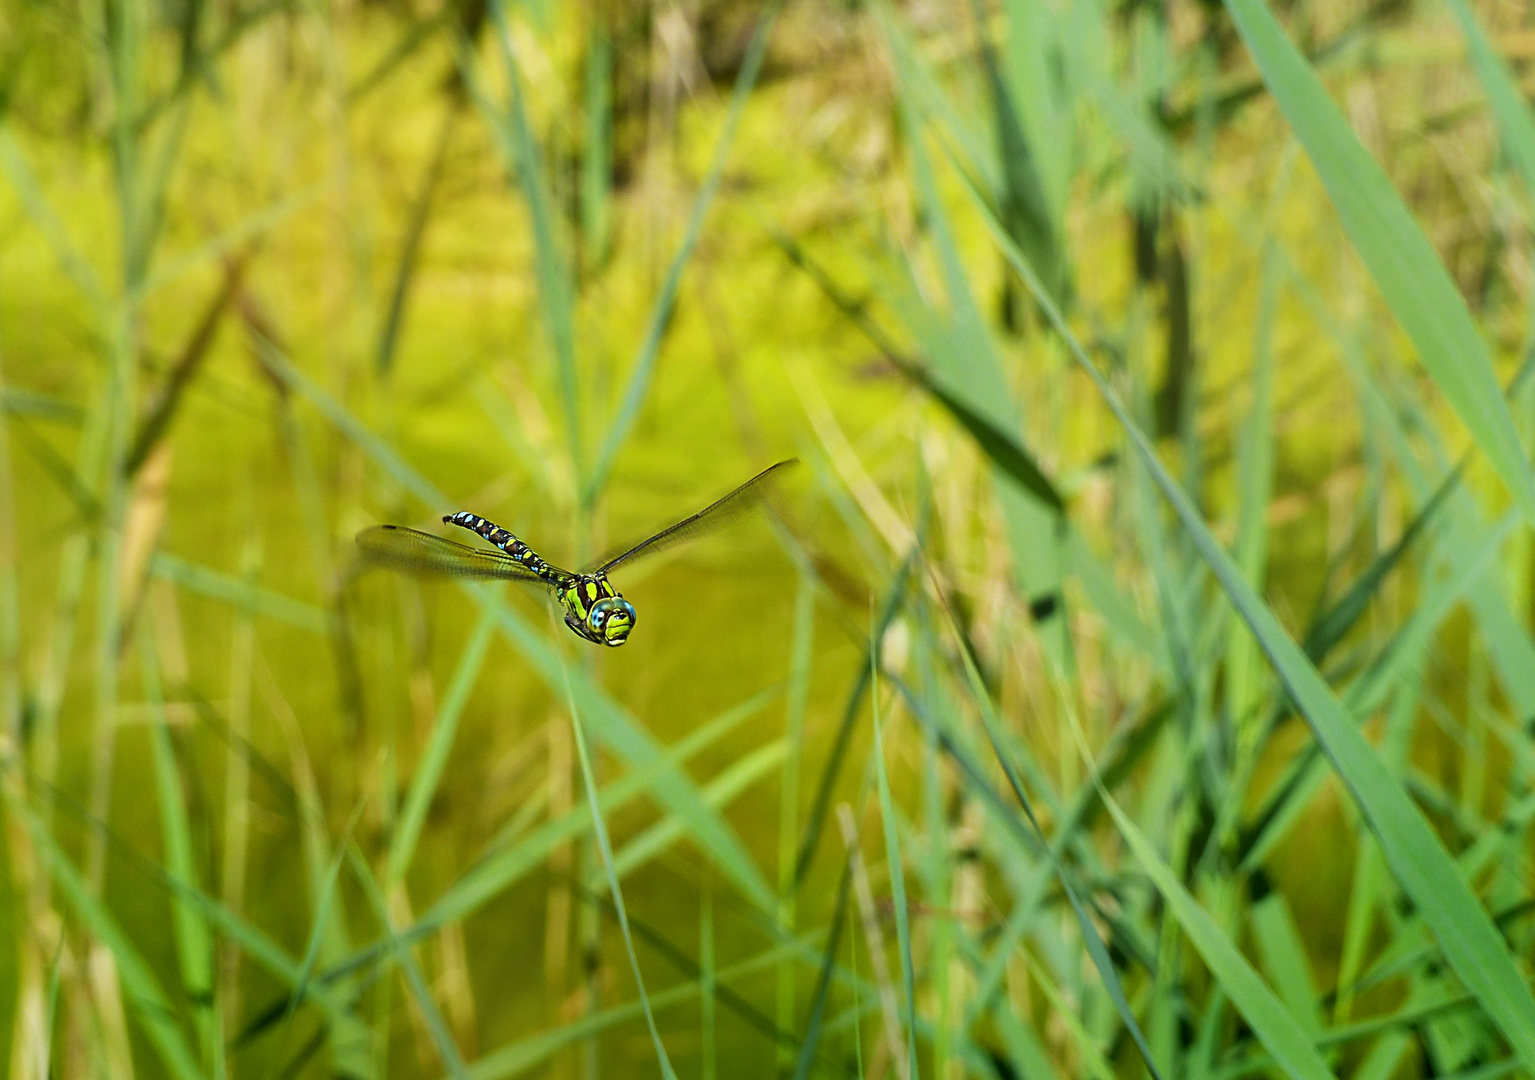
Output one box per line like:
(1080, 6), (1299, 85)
(559, 574), (616, 621)
(557, 573), (636, 647)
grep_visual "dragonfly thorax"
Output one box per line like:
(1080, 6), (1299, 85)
(560, 574), (635, 647)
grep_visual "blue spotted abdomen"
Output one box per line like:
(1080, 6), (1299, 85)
(444, 511), (554, 578)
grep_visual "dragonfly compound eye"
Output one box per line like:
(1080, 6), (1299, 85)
(587, 598), (635, 646)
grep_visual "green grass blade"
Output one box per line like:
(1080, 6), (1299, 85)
(349, 685), (779, 969)
(581, 3), (778, 507)
(768, 228), (1150, 657)
(1299, 457), (1461, 664)
(974, 0), (1063, 299)
(602, 737), (785, 886)
(140, 623), (218, 1068)
(1249, 892), (1321, 1036)
(580, 23), (611, 268)
(958, 153), (1535, 1077)
(559, 652), (679, 1080)
(482, 0), (581, 479)
(871, 665), (920, 1080)
(386, 607), (495, 885)
(1224, 0), (1535, 523)
(1226, 241), (1278, 724)
(482, 597), (776, 913)
(1445, 0), (1535, 197)
(790, 865), (852, 1080)
(999, 0), (1069, 218)
(150, 552), (330, 634)
(345, 843), (471, 1080)
(902, 360), (1064, 512)
(0, 124), (110, 310)
(701, 883), (716, 1080)
(1098, 792), (1338, 1080)
(14, 796), (207, 1080)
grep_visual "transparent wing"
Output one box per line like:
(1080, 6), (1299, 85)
(588, 459), (797, 575)
(356, 525), (566, 588)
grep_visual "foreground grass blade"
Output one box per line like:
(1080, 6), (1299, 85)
(764, 227), (1065, 510)
(386, 607), (495, 885)
(897, 358), (1064, 512)
(484, 599), (776, 913)
(140, 625), (217, 1068)
(333, 685), (781, 978)
(956, 148), (1535, 1077)
(1096, 788), (1338, 1080)
(345, 843), (471, 1080)
(790, 865), (852, 1080)
(911, 613), (1168, 1080)
(15, 797), (206, 1080)
(871, 663), (920, 1080)
(1446, 0), (1535, 197)
(1223, 0), (1535, 524)
(559, 651), (679, 1080)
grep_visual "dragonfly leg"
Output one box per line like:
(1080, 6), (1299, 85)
(564, 609), (600, 644)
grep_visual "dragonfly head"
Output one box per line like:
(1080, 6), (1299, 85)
(587, 596), (636, 647)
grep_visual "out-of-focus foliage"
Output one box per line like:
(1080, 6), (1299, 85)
(4, 0), (1535, 1076)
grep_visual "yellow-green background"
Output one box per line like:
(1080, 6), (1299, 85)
(3, 0), (1535, 1077)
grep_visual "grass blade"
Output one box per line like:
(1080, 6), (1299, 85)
(338, 685), (780, 972)
(386, 606), (495, 885)
(790, 864), (852, 1080)
(1446, 0), (1535, 197)
(140, 623), (217, 1069)
(871, 661), (920, 1080)
(483, 0), (580, 479)
(14, 796), (206, 1080)
(957, 148), (1535, 1078)
(558, 650), (679, 1080)
(582, 3), (779, 506)
(580, 22), (612, 269)
(482, 597), (776, 913)
(150, 552), (330, 634)
(1096, 789), (1338, 1080)
(1224, 0), (1535, 523)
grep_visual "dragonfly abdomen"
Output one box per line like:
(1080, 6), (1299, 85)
(444, 511), (558, 581)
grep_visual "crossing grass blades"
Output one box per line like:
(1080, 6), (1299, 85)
(357, 460), (796, 645)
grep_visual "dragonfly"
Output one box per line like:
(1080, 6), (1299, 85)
(356, 459), (796, 647)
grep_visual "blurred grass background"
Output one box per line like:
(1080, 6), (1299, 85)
(6, 0), (1535, 1076)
